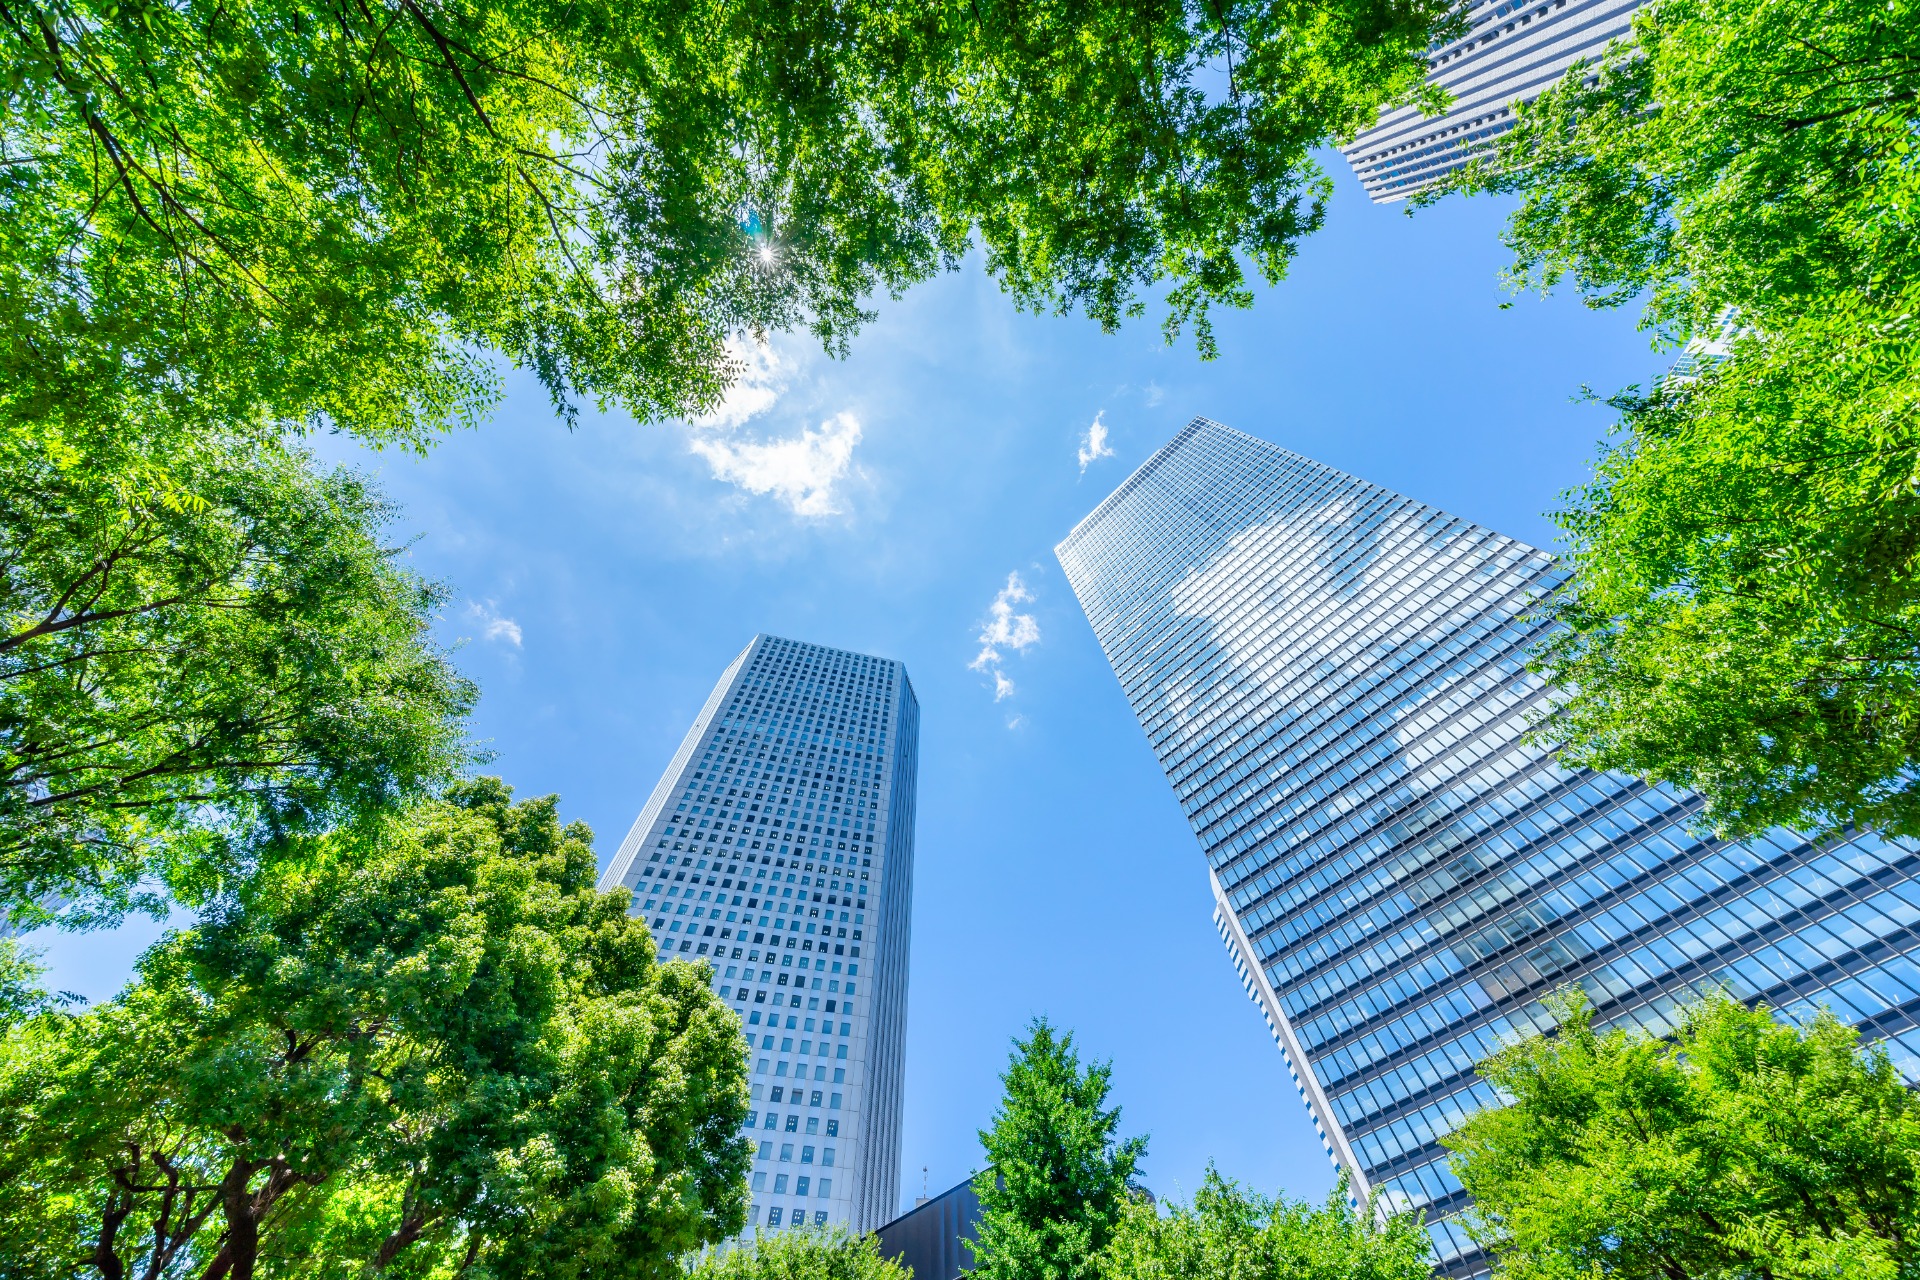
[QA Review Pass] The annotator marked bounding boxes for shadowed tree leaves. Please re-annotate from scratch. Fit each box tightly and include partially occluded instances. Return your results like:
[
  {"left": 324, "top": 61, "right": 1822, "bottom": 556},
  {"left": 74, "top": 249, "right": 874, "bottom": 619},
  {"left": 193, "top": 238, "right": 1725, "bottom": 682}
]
[
  {"left": 0, "top": 779, "right": 752, "bottom": 1280},
  {"left": 1437, "top": 0, "right": 1920, "bottom": 838},
  {"left": 1445, "top": 992, "right": 1920, "bottom": 1280},
  {"left": 0, "top": 425, "right": 475, "bottom": 927}
]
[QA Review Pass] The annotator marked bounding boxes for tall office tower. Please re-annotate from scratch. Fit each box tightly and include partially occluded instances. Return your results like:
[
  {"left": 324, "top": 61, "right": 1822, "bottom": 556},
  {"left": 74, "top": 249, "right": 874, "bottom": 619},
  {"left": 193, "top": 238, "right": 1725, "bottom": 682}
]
[
  {"left": 598, "top": 635, "right": 920, "bottom": 1236},
  {"left": 1340, "top": 0, "right": 1641, "bottom": 201},
  {"left": 1058, "top": 419, "right": 1920, "bottom": 1274}
]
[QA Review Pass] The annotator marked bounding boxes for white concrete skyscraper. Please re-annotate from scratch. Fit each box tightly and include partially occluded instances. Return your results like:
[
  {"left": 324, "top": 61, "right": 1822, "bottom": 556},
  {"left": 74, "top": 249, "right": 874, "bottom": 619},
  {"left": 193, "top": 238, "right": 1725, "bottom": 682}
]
[
  {"left": 1059, "top": 420, "right": 1920, "bottom": 1274},
  {"left": 598, "top": 635, "right": 919, "bottom": 1235},
  {"left": 1341, "top": 0, "right": 1642, "bottom": 201}
]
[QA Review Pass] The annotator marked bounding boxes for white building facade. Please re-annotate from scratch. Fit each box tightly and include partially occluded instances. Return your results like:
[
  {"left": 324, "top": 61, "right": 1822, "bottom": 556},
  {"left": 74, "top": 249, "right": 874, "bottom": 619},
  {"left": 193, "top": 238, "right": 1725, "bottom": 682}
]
[
  {"left": 598, "top": 635, "right": 919, "bottom": 1235},
  {"left": 1341, "top": 0, "right": 1642, "bottom": 201}
]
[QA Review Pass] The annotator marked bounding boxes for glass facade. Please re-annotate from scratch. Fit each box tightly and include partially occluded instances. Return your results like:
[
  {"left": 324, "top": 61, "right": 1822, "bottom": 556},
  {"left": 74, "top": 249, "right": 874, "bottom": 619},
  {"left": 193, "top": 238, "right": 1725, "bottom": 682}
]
[
  {"left": 598, "top": 635, "right": 919, "bottom": 1235},
  {"left": 1342, "top": 0, "right": 1643, "bottom": 202},
  {"left": 1057, "top": 419, "right": 1920, "bottom": 1274}
]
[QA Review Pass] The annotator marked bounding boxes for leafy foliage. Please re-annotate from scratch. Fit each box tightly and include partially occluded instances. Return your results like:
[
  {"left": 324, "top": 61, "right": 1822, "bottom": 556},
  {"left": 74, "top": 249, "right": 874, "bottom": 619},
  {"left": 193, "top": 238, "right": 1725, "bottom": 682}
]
[
  {"left": 1099, "top": 1167, "right": 1431, "bottom": 1280},
  {"left": 884, "top": 0, "right": 1459, "bottom": 357},
  {"left": 0, "top": 779, "right": 751, "bottom": 1279},
  {"left": 1438, "top": 0, "right": 1920, "bottom": 837},
  {"left": 1445, "top": 991, "right": 1920, "bottom": 1280},
  {"left": 1536, "top": 318, "right": 1920, "bottom": 839},
  {"left": 0, "top": 423, "right": 475, "bottom": 928},
  {"left": 0, "top": 0, "right": 1458, "bottom": 458},
  {"left": 688, "top": 1223, "right": 910, "bottom": 1280},
  {"left": 970, "top": 1019, "right": 1148, "bottom": 1280}
]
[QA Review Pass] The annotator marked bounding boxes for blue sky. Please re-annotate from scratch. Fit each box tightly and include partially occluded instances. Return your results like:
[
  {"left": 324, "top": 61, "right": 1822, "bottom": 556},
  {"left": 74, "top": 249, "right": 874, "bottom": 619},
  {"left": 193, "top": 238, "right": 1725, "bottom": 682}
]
[{"left": 34, "top": 156, "right": 1667, "bottom": 1217}]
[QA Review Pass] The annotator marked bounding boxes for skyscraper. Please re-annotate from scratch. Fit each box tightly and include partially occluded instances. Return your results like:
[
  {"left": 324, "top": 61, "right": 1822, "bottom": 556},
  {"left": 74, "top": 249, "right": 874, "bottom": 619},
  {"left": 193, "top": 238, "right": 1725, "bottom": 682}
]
[
  {"left": 1340, "top": 0, "right": 1642, "bottom": 201},
  {"left": 1058, "top": 419, "right": 1920, "bottom": 1273},
  {"left": 598, "top": 635, "right": 920, "bottom": 1235}
]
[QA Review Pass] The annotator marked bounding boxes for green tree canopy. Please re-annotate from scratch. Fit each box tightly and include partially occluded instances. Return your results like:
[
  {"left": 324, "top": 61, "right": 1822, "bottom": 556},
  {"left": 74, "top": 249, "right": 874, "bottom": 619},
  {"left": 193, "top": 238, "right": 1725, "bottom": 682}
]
[
  {"left": 1445, "top": 992, "right": 1920, "bottom": 1280},
  {"left": 0, "top": 778, "right": 751, "bottom": 1279},
  {"left": 0, "top": 424, "right": 474, "bottom": 928},
  {"left": 1099, "top": 1167, "right": 1431, "bottom": 1280},
  {"left": 1439, "top": 0, "right": 1920, "bottom": 838},
  {"left": 1, "top": 0, "right": 1458, "bottom": 454},
  {"left": 687, "top": 1223, "right": 910, "bottom": 1280},
  {"left": 970, "top": 1019, "right": 1148, "bottom": 1280}
]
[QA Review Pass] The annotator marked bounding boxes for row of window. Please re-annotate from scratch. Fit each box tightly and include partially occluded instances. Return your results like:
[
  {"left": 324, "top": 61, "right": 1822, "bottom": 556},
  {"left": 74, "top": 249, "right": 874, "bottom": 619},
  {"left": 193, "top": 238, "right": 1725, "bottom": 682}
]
[
  {"left": 752, "top": 1207, "right": 830, "bottom": 1228},
  {"left": 752, "top": 1085, "right": 841, "bottom": 1109},
  {"left": 747, "top": 1112, "right": 838, "bottom": 1137},
  {"left": 754, "top": 1138, "right": 835, "bottom": 1163},
  {"left": 758, "top": 1059, "right": 847, "bottom": 1084},
  {"left": 642, "top": 855, "right": 869, "bottom": 903},
  {"left": 750, "top": 1172, "right": 832, "bottom": 1198}
]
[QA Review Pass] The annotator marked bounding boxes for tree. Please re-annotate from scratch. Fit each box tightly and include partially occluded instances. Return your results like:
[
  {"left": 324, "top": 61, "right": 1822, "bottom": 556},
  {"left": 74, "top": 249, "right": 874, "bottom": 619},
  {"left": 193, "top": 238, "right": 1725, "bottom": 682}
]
[
  {"left": 1099, "top": 1167, "right": 1431, "bottom": 1280},
  {"left": 0, "top": 423, "right": 475, "bottom": 929},
  {"left": 687, "top": 1223, "right": 909, "bottom": 1280},
  {"left": 0, "top": 778, "right": 752, "bottom": 1279},
  {"left": 1436, "top": 0, "right": 1920, "bottom": 839},
  {"left": 1445, "top": 991, "right": 1920, "bottom": 1280},
  {"left": 970, "top": 1019, "right": 1148, "bottom": 1280},
  {"left": 0, "top": 0, "right": 1459, "bottom": 457}
]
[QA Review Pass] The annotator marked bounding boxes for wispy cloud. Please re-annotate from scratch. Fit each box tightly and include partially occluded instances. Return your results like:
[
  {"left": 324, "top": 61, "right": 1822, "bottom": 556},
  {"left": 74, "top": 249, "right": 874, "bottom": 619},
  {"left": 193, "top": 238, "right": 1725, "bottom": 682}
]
[
  {"left": 970, "top": 572, "right": 1040, "bottom": 709},
  {"left": 1006, "top": 713, "right": 1026, "bottom": 730},
  {"left": 1078, "top": 411, "right": 1116, "bottom": 474},
  {"left": 1144, "top": 381, "right": 1166, "bottom": 408},
  {"left": 684, "top": 337, "right": 865, "bottom": 517},
  {"left": 695, "top": 338, "right": 791, "bottom": 429},
  {"left": 689, "top": 412, "right": 863, "bottom": 517},
  {"left": 466, "top": 599, "right": 523, "bottom": 647}
]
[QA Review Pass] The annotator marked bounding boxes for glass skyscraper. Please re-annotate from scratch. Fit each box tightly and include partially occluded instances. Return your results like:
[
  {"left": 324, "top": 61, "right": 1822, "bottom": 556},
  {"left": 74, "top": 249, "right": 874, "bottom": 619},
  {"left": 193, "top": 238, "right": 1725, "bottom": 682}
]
[
  {"left": 597, "top": 635, "right": 919, "bottom": 1235},
  {"left": 1057, "top": 419, "right": 1920, "bottom": 1273},
  {"left": 1341, "top": 0, "right": 1642, "bottom": 201}
]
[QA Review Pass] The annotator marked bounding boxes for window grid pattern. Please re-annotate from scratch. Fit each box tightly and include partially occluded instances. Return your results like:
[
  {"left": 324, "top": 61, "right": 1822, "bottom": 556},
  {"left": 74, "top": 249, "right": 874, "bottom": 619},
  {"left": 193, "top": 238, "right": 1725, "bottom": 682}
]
[
  {"left": 598, "top": 634, "right": 918, "bottom": 1236},
  {"left": 1058, "top": 419, "right": 1920, "bottom": 1277},
  {"left": 1341, "top": 0, "right": 1644, "bottom": 201}
]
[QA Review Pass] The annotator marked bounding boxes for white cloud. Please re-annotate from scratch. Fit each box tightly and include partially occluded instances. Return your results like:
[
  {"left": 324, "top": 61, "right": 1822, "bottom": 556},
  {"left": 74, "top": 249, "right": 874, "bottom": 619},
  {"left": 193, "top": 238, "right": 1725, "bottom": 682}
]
[
  {"left": 1144, "top": 381, "right": 1166, "bottom": 407},
  {"left": 682, "top": 336, "right": 865, "bottom": 517},
  {"left": 466, "top": 599, "right": 523, "bottom": 647},
  {"left": 970, "top": 572, "right": 1040, "bottom": 704},
  {"left": 1005, "top": 713, "right": 1026, "bottom": 730},
  {"left": 689, "top": 412, "right": 863, "bottom": 517},
  {"left": 695, "top": 338, "right": 792, "bottom": 429},
  {"left": 1078, "top": 411, "right": 1116, "bottom": 474},
  {"left": 970, "top": 572, "right": 1040, "bottom": 670}
]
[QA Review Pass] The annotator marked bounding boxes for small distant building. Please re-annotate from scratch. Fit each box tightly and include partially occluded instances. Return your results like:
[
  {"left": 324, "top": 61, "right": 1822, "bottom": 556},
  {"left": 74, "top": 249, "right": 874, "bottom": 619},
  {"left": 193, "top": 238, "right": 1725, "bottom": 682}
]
[{"left": 874, "top": 1177, "right": 983, "bottom": 1280}]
